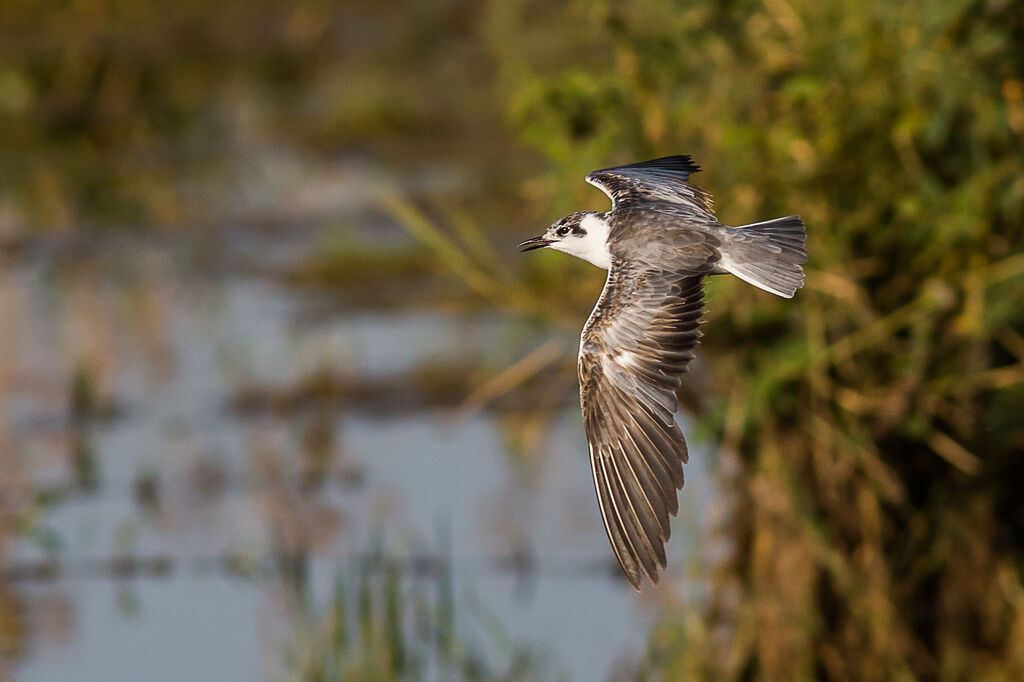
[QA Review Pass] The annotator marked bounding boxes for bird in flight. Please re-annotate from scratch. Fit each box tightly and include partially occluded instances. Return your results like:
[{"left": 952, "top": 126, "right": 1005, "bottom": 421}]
[{"left": 518, "top": 155, "right": 806, "bottom": 588}]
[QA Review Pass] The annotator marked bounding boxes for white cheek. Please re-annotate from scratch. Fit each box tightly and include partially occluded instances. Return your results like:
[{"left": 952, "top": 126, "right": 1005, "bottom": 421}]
[
  {"left": 548, "top": 214, "right": 612, "bottom": 269},
  {"left": 554, "top": 236, "right": 610, "bottom": 269},
  {"left": 577, "top": 215, "right": 612, "bottom": 269},
  {"left": 581, "top": 213, "right": 611, "bottom": 241}
]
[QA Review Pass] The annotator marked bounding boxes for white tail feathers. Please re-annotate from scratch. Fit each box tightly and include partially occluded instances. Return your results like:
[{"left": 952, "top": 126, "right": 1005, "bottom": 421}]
[{"left": 718, "top": 216, "right": 807, "bottom": 298}]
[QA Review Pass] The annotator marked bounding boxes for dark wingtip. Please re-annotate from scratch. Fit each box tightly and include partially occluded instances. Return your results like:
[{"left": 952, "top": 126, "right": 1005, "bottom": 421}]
[
  {"left": 636, "top": 154, "right": 701, "bottom": 174},
  {"left": 623, "top": 565, "right": 643, "bottom": 590},
  {"left": 592, "top": 154, "right": 701, "bottom": 178}
]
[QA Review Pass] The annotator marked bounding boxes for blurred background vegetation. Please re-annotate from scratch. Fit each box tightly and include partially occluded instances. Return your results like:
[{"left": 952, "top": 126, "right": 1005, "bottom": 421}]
[{"left": 1, "top": 0, "right": 1023, "bottom": 680}]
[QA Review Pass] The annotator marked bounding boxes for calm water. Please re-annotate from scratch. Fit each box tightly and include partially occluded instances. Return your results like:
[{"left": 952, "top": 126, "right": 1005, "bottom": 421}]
[{"left": 0, "top": 217, "right": 711, "bottom": 680}]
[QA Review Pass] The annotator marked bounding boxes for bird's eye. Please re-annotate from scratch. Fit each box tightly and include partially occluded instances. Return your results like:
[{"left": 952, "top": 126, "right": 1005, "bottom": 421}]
[{"left": 556, "top": 226, "right": 570, "bottom": 236}]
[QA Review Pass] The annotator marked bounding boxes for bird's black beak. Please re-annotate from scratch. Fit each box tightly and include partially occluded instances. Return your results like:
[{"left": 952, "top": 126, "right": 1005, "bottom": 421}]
[{"left": 518, "top": 236, "right": 550, "bottom": 252}]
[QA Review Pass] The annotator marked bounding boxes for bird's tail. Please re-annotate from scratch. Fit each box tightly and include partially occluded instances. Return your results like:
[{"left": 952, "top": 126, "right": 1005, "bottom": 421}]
[{"left": 719, "top": 215, "right": 807, "bottom": 298}]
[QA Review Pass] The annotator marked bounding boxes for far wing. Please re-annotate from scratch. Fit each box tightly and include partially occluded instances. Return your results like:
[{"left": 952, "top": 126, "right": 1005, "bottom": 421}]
[
  {"left": 578, "top": 245, "right": 716, "bottom": 588},
  {"left": 586, "top": 155, "right": 715, "bottom": 218}
]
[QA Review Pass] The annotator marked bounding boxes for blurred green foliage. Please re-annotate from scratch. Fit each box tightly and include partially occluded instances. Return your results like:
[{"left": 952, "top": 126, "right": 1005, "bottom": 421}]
[
  {"left": 490, "top": 0, "right": 1024, "bottom": 679},
  {"left": 0, "top": 0, "right": 512, "bottom": 230}
]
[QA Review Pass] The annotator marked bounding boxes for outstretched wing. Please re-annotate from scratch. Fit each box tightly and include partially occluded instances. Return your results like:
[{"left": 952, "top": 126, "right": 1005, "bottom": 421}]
[
  {"left": 578, "top": 243, "right": 717, "bottom": 588},
  {"left": 586, "top": 155, "right": 715, "bottom": 218}
]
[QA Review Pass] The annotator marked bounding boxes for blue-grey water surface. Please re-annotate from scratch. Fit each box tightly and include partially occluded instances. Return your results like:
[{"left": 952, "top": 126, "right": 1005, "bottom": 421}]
[{"left": 1, "top": 222, "right": 711, "bottom": 681}]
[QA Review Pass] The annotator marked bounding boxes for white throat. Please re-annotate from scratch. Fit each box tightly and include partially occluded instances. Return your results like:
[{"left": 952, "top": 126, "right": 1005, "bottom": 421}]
[{"left": 551, "top": 213, "right": 612, "bottom": 269}]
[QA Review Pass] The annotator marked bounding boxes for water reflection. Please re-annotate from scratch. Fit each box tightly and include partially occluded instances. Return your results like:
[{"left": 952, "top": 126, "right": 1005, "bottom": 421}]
[{"left": 0, "top": 227, "right": 707, "bottom": 680}]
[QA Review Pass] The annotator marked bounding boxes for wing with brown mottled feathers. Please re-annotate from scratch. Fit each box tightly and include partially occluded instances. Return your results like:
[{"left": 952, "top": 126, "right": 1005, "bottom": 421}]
[
  {"left": 586, "top": 155, "right": 715, "bottom": 218},
  {"left": 578, "top": 244, "right": 716, "bottom": 588}
]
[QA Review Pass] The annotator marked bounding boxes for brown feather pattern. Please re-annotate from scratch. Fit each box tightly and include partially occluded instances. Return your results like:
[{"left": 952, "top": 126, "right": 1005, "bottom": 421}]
[{"left": 579, "top": 254, "right": 713, "bottom": 587}]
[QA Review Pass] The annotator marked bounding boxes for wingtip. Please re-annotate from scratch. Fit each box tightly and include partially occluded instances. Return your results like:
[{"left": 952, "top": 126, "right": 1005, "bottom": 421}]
[
  {"left": 594, "top": 154, "right": 702, "bottom": 175},
  {"left": 638, "top": 154, "right": 701, "bottom": 173},
  {"left": 627, "top": 567, "right": 664, "bottom": 592}
]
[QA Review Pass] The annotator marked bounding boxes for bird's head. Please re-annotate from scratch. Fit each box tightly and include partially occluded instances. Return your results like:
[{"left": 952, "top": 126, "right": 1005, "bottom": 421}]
[{"left": 518, "top": 211, "right": 610, "bottom": 268}]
